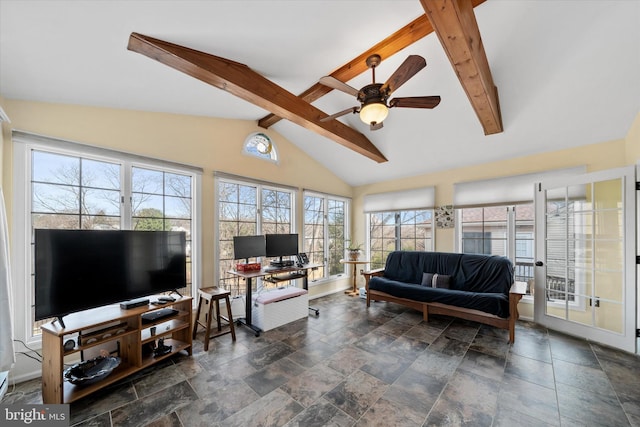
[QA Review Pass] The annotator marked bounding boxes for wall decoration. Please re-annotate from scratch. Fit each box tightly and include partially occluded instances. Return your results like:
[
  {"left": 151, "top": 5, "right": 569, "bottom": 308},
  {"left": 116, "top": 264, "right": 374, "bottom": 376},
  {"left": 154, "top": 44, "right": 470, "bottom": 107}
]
[{"left": 435, "top": 205, "right": 454, "bottom": 229}]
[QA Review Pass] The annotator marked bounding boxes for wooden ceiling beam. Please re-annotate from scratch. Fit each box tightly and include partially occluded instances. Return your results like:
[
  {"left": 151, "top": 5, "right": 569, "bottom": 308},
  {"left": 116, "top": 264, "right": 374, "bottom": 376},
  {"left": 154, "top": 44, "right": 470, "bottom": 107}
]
[
  {"left": 258, "top": 0, "right": 486, "bottom": 129},
  {"left": 420, "top": 0, "right": 502, "bottom": 134},
  {"left": 127, "top": 32, "right": 387, "bottom": 163}
]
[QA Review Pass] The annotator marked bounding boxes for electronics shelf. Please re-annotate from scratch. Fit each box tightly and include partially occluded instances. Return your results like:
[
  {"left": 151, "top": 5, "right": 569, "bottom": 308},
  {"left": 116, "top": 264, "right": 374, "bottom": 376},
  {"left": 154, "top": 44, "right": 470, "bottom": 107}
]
[{"left": 40, "top": 296, "right": 192, "bottom": 404}]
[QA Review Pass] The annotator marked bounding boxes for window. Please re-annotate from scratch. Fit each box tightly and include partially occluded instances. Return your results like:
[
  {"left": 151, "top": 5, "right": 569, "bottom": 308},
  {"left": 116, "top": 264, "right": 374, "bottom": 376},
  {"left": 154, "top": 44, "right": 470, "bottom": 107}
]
[
  {"left": 368, "top": 209, "right": 434, "bottom": 269},
  {"left": 363, "top": 187, "right": 435, "bottom": 269},
  {"left": 453, "top": 168, "right": 587, "bottom": 303},
  {"left": 459, "top": 206, "right": 508, "bottom": 256},
  {"left": 457, "top": 204, "right": 535, "bottom": 295},
  {"left": 243, "top": 132, "right": 278, "bottom": 162},
  {"left": 261, "top": 188, "right": 292, "bottom": 235},
  {"left": 32, "top": 151, "right": 122, "bottom": 230},
  {"left": 303, "top": 191, "right": 350, "bottom": 281},
  {"left": 216, "top": 175, "right": 295, "bottom": 294},
  {"left": 13, "top": 132, "right": 201, "bottom": 339}
]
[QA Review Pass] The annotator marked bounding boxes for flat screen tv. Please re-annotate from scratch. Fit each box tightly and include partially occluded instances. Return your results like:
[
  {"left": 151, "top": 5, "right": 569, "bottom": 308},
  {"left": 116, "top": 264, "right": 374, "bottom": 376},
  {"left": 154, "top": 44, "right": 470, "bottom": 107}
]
[
  {"left": 233, "top": 235, "right": 266, "bottom": 261},
  {"left": 265, "top": 233, "right": 299, "bottom": 259},
  {"left": 34, "top": 229, "right": 187, "bottom": 325}
]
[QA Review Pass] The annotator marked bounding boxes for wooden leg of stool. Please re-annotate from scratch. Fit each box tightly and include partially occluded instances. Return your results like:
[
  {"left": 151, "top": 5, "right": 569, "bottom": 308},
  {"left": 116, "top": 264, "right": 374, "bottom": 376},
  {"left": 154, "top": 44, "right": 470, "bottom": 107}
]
[
  {"left": 203, "top": 297, "right": 214, "bottom": 351},
  {"left": 215, "top": 298, "right": 222, "bottom": 332},
  {"left": 225, "top": 295, "right": 236, "bottom": 341},
  {"left": 192, "top": 296, "right": 203, "bottom": 339}
]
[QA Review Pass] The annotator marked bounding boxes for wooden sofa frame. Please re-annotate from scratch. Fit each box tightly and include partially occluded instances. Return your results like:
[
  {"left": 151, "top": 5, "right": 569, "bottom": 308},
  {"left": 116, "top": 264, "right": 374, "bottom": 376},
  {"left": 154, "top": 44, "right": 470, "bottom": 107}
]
[{"left": 362, "top": 269, "right": 527, "bottom": 343}]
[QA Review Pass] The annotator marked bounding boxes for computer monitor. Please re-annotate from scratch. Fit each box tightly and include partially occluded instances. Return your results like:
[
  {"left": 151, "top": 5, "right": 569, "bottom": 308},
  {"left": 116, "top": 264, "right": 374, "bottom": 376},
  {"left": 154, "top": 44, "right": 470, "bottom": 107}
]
[
  {"left": 265, "top": 233, "right": 298, "bottom": 266},
  {"left": 233, "top": 235, "right": 266, "bottom": 262}
]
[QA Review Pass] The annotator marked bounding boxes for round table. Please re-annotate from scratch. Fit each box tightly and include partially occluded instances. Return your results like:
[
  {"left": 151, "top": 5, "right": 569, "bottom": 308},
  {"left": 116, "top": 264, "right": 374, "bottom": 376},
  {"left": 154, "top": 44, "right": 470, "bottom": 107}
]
[{"left": 340, "top": 259, "right": 370, "bottom": 297}]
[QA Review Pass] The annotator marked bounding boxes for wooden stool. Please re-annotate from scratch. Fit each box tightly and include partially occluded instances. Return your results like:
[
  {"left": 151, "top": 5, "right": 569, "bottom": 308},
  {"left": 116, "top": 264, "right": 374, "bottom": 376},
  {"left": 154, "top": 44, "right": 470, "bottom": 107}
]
[{"left": 192, "top": 286, "right": 236, "bottom": 351}]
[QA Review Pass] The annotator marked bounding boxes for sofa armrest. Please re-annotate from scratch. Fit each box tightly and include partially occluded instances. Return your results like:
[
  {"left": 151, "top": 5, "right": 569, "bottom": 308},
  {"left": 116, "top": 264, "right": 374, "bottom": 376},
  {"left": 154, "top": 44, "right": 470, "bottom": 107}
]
[
  {"left": 362, "top": 268, "right": 384, "bottom": 308},
  {"left": 362, "top": 268, "right": 385, "bottom": 289},
  {"left": 510, "top": 281, "right": 527, "bottom": 295},
  {"left": 507, "top": 281, "right": 527, "bottom": 342}
]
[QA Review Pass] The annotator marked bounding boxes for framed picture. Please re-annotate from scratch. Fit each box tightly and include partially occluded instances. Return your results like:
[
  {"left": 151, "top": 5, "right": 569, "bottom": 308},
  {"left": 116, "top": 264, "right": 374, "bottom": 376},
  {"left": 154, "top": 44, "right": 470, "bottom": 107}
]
[{"left": 435, "top": 205, "right": 454, "bottom": 229}]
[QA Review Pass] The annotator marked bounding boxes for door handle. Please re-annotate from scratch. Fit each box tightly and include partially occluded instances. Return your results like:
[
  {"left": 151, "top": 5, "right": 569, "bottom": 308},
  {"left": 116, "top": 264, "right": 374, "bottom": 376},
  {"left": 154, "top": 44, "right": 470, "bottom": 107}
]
[{"left": 535, "top": 261, "right": 544, "bottom": 267}]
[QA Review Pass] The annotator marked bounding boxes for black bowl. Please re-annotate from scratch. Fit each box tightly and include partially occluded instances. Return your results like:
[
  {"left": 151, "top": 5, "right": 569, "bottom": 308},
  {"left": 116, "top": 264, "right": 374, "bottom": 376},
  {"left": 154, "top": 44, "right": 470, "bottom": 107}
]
[{"left": 64, "top": 356, "right": 121, "bottom": 386}]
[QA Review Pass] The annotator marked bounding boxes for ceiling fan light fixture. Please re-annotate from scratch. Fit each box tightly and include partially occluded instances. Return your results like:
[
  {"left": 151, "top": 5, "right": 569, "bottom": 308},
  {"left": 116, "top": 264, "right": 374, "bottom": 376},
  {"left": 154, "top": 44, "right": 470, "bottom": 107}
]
[{"left": 359, "top": 102, "right": 388, "bottom": 125}]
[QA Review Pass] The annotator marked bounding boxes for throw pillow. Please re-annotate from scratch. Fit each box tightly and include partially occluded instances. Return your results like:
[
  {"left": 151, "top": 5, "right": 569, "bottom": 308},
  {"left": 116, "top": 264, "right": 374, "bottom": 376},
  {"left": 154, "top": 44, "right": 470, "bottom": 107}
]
[
  {"left": 421, "top": 272, "right": 451, "bottom": 289},
  {"left": 421, "top": 272, "right": 434, "bottom": 286},
  {"left": 433, "top": 274, "right": 451, "bottom": 289}
]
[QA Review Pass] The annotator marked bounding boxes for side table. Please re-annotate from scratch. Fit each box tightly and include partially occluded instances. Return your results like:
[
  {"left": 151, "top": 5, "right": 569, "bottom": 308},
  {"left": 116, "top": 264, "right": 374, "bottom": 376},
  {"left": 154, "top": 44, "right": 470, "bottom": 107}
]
[{"left": 340, "top": 259, "right": 370, "bottom": 297}]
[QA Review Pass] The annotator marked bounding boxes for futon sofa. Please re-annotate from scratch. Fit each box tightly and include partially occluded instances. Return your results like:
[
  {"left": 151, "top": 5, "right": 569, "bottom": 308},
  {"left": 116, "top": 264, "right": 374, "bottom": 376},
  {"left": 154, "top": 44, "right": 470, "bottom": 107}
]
[{"left": 363, "top": 251, "right": 526, "bottom": 342}]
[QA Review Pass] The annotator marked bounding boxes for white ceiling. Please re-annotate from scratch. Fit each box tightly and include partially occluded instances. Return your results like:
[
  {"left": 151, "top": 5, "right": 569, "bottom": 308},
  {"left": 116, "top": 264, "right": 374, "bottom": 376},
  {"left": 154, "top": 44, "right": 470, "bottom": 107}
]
[{"left": 1, "top": 0, "right": 639, "bottom": 186}]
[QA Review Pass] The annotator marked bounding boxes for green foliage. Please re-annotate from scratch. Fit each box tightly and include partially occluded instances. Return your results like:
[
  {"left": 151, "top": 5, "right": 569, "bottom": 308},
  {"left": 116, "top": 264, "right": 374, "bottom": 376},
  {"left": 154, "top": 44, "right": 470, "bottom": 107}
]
[
  {"left": 346, "top": 242, "right": 363, "bottom": 251},
  {"left": 134, "top": 208, "right": 168, "bottom": 231}
]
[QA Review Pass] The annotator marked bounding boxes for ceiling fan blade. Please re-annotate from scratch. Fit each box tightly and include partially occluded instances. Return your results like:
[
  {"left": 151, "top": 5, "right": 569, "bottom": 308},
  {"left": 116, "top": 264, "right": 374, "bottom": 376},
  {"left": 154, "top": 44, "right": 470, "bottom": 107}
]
[
  {"left": 320, "top": 106, "right": 359, "bottom": 122},
  {"left": 370, "top": 122, "right": 384, "bottom": 131},
  {"left": 389, "top": 96, "right": 441, "bottom": 109},
  {"left": 380, "top": 55, "right": 427, "bottom": 95},
  {"left": 319, "top": 76, "right": 360, "bottom": 97}
]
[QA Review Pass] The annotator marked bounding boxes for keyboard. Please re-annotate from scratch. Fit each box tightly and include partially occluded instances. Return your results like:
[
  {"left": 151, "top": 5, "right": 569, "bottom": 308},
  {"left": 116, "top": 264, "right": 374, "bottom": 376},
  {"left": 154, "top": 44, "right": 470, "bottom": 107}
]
[{"left": 141, "top": 308, "right": 178, "bottom": 323}]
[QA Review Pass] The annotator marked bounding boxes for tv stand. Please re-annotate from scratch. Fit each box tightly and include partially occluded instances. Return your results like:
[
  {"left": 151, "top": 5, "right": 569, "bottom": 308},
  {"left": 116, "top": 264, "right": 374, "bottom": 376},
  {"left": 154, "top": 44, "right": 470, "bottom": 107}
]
[{"left": 41, "top": 296, "right": 192, "bottom": 404}]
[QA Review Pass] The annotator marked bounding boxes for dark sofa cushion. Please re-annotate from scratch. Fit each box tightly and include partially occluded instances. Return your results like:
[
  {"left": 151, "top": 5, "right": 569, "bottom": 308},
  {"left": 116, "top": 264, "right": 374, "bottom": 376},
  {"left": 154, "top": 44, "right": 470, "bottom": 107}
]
[
  {"left": 383, "top": 251, "right": 513, "bottom": 294},
  {"left": 371, "top": 251, "right": 515, "bottom": 318},
  {"left": 369, "top": 276, "right": 509, "bottom": 318}
]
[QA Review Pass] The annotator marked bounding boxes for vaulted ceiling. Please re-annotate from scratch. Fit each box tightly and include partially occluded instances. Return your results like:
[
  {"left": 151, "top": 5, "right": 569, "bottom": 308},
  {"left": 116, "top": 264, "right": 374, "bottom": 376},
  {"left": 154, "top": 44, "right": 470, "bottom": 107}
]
[{"left": 1, "top": 1, "right": 638, "bottom": 186}]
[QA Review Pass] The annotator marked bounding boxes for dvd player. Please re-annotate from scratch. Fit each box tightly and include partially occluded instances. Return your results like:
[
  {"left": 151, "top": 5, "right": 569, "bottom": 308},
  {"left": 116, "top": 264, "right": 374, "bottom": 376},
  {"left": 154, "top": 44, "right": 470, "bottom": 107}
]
[
  {"left": 141, "top": 308, "right": 178, "bottom": 323},
  {"left": 120, "top": 297, "right": 150, "bottom": 310},
  {"left": 269, "top": 260, "right": 295, "bottom": 267}
]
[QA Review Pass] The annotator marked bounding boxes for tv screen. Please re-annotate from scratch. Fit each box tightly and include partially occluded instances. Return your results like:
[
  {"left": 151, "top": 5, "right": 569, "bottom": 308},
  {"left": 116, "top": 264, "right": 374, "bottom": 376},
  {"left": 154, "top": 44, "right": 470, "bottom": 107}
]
[
  {"left": 233, "top": 235, "right": 266, "bottom": 260},
  {"left": 265, "top": 233, "right": 299, "bottom": 257},
  {"left": 34, "top": 229, "right": 187, "bottom": 321}
]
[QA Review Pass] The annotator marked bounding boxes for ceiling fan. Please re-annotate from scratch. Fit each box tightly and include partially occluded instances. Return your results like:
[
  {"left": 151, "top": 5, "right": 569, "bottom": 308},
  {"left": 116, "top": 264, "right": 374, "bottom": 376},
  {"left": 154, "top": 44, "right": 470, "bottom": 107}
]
[{"left": 320, "top": 54, "right": 441, "bottom": 130}]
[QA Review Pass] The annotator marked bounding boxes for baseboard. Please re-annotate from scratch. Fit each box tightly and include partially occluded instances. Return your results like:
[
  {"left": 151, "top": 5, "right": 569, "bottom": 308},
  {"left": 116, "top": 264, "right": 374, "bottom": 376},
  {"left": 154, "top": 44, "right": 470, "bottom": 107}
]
[
  {"left": 308, "top": 286, "right": 351, "bottom": 301},
  {"left": 2, "top": 369, "right": 40, "bottom": 387}
]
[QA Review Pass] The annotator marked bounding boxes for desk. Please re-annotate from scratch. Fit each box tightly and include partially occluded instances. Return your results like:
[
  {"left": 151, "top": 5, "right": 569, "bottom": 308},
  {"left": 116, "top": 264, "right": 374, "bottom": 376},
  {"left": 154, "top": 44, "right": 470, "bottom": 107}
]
[
  {"left": 228, "top": 263, "right": 321, "bottom": 336},
  {"left": 340, "top": 259, "right": 369, "bottom": 296}
]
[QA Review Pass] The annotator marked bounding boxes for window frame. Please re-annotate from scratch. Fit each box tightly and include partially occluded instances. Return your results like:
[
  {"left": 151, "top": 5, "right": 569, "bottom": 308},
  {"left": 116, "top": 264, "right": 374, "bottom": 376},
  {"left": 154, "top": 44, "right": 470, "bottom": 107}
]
[
  {"left": 242, "top": 132, "right": 278, "bottom": 163},
  {"left": 366, "top": 208, "right": 434, "bottom": 270},
  {"left": 215, "top": 174, "right": 297, "bottom": 293},
  {"left": 455, "top": 203, "right": 582, "bottom": 309},
  {"left": 12, "top": 132, "right": 202, "bottom": 344},
  {"left": 302, "top": 190, "right": 351, "bottom": 282}
]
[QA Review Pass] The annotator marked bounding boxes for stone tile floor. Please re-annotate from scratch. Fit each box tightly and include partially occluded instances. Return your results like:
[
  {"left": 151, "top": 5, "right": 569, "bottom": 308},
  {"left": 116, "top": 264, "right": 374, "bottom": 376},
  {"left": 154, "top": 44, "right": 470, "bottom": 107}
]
[{"left": 3, "top": 292, "right": 640, "bottom": 426}]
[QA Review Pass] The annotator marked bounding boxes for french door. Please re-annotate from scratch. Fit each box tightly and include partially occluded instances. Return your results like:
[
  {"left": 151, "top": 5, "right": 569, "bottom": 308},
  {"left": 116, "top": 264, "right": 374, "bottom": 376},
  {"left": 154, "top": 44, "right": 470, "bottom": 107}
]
[{"left": 534, "top": 166, "right": 636, "bottom": 352}]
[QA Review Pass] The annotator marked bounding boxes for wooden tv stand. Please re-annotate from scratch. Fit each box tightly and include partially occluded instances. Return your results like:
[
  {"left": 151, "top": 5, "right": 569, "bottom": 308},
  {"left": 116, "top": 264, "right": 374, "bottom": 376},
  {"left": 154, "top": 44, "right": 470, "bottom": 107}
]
[{"left": 40, "top": 296, "right": 192, "bottom": 404}]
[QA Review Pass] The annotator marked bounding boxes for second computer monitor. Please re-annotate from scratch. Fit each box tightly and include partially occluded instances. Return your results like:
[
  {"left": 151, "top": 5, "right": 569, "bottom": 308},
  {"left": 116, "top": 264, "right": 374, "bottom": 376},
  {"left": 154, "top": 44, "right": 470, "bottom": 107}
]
[{"left": 265, "top": 233, "right": 298, "bottom": 258}]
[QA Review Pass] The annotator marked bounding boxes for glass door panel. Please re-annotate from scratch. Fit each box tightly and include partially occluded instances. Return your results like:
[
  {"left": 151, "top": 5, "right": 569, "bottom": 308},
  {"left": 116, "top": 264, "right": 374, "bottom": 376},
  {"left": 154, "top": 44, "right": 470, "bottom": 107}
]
[{"left": 534, "top": 167, "right": 635, "bottom": 352}]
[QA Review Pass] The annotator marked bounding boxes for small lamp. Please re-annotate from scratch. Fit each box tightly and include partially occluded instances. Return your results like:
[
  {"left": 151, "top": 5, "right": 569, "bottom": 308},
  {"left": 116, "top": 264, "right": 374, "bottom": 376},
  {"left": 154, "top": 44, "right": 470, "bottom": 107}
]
[{"left": 359, "top": 101, "right": 389, "bottom": 125}]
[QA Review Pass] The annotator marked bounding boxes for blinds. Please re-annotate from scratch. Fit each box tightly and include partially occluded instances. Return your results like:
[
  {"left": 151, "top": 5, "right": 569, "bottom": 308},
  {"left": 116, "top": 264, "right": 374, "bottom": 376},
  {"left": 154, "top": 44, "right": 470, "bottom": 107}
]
[
  {"left": 363, "top": 187, "right": 435, "bottom": 213},
  {"left": 453, "top": 166, "right": 586, "bottom": 208},
  {"left": 13, "top": 130, "right": 204, "bottom": 175}
]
